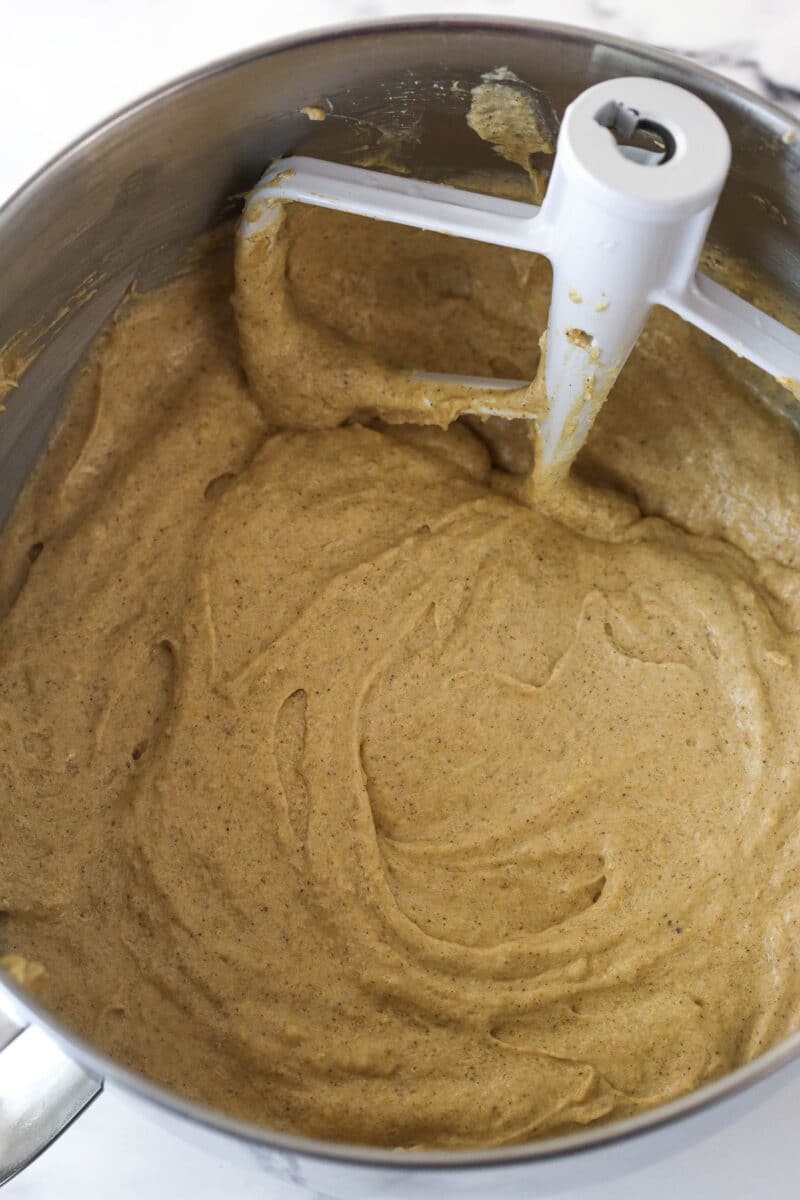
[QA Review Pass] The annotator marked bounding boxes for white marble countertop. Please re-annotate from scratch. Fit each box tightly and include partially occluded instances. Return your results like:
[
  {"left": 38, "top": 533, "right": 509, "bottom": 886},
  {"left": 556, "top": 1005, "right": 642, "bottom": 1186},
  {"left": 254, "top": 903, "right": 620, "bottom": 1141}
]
[{"left": 2, "top": 2, "right": 800, "bottom": 1197}]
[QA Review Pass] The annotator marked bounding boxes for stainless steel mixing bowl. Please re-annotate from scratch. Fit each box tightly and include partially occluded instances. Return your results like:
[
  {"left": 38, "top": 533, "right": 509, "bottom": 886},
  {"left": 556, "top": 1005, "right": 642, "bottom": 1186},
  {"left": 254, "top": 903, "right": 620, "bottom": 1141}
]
[{"left": 1, "top": 16, "right": 799, "bottom": 1196}]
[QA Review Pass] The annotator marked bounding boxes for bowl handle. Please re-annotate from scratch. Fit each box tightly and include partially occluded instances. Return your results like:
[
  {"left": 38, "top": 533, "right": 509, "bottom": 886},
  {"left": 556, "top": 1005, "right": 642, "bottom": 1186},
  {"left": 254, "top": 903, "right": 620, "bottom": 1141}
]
[{"left": 0, "top": 1010, "right": 102, "bottom": 1185}]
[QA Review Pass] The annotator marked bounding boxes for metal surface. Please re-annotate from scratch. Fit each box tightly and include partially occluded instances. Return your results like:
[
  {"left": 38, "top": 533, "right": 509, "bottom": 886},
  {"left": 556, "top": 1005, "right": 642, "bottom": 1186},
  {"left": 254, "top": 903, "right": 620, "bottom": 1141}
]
[
  {"left": 0, "top": 1021, "right": 101, "bottom": 1186},
  {"left": 0, "top": 15, "right": 799, "bottom": 1191}
]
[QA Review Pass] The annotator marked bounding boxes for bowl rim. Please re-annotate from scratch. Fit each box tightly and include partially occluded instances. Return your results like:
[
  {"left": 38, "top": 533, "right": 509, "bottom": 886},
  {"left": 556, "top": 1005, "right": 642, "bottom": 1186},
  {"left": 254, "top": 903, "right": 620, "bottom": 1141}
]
[{"left": 2, "top": 11, "right": 800, "bottom": 1173}]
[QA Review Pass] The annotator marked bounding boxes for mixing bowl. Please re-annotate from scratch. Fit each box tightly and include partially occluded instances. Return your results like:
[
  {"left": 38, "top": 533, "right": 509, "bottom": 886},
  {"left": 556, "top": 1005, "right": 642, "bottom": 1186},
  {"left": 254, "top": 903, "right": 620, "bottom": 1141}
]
[{"left": 1, "top": 16, "right": 799, "bottom": 1196}]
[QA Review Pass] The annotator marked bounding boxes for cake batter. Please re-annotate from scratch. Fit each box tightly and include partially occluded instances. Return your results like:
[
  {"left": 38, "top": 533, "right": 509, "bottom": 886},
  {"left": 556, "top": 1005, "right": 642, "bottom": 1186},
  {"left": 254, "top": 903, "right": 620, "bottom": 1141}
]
[{"left": 1, "top": 206, "right": 800, "bottom": 1148}]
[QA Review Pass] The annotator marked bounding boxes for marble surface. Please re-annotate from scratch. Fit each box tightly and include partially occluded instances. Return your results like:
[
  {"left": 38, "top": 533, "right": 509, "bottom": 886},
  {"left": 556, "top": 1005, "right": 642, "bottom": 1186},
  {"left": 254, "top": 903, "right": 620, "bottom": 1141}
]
[{"left": 2, "top": 1, "right": 800, "bottom": 1196}]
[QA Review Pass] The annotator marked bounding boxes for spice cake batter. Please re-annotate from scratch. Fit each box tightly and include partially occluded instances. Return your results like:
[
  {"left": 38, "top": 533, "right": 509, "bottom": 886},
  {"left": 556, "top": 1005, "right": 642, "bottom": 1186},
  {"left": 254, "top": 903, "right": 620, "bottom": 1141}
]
[{"left": 1, "top": 202, "right": 800, "bottom": 1148}]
